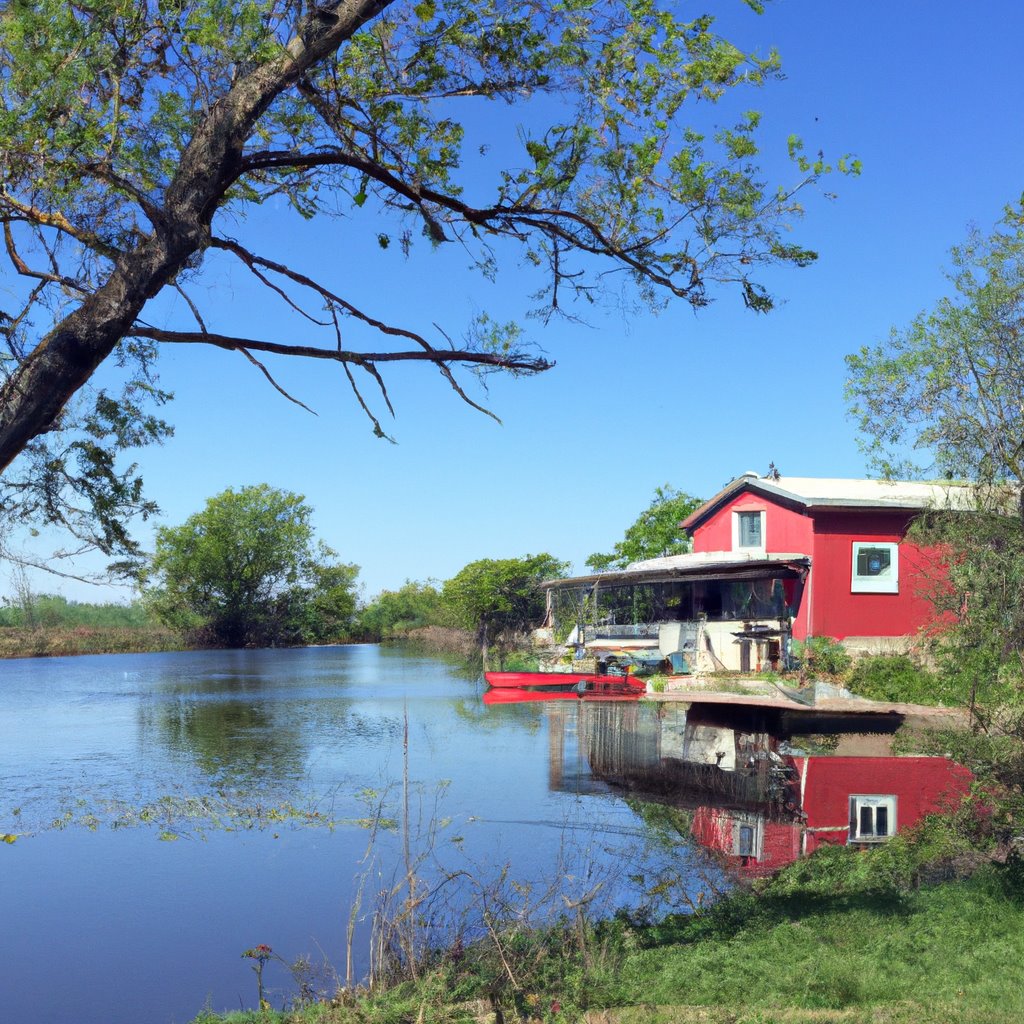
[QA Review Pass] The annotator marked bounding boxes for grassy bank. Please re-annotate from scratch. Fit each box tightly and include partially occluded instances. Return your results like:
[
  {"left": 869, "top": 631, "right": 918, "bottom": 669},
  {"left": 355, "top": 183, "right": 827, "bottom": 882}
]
[
  {"left": 190, "top": 861, "right": 1024, "bottom": 1024},
  {"left": 0, "top": 625, "right": 184, "bottom": 658}
]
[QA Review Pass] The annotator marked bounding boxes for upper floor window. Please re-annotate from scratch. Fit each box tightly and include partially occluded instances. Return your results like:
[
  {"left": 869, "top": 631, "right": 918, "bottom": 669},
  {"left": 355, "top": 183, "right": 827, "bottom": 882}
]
[
  {"left": 851, "top": 541, "right": 899, "bottom": 594},
  {"left": 734, "top": 509, "right": 765, "bottom": 551},
  {"left": 849, "top": 795, "right": 897, "bottom": 843}
]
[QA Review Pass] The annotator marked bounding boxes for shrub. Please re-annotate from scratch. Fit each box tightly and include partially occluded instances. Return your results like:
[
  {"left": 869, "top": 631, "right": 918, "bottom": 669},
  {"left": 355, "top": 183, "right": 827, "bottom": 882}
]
[
  {"left": 793, "top": 636, "right": 852, "bottom": 677},
  {"left": 848, "top": 655, "right": 946, "bottom": 704}
]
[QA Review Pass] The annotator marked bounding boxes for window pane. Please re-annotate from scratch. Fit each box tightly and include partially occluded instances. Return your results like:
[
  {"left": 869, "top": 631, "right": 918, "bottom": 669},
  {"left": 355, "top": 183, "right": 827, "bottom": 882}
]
[
  {"left": 875, "top": 805, "right": 889, "bottom": 836},
  {"left": 856, "top": 547, "right": 892, "bottom": 578},
  {"left": 738, "top": 824, "right": 754, "bottom": 856},
  {"left": 860, "top": 805, "right": 874, "bottom": 836},
  {"left": 739, "top": 512, "right": 762, "bottom": 547}
]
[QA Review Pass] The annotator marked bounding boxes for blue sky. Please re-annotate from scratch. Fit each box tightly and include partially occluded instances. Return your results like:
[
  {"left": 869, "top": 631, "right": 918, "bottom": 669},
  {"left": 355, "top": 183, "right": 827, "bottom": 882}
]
[{"left": 12, "top": 0, "right": 1024, "bottom": 603}]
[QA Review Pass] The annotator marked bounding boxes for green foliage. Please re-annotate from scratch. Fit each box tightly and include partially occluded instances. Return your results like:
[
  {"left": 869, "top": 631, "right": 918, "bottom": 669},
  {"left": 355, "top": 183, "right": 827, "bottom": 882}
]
[
  {"left": 792, "top": 635, "right": 852, "bottom": 677},
  {"left": 0, "top": 0, "right": 855, "bottom": 566},
  {"left": 441, "top": 553, "right": 567, "bottom": 666},
  {"left": 846, "top": 198, "right": 1024, "bottom": 485},
  {"left": 356, "top": 580, "right": 446, "bottom": 641},
  {"left": 144, "top": 484, "right": 358, "bottom": 647},
  {"left": 847, "top": 655, "right": 952, "bottom": 705},
  {"left": 586, "top": 485, "right": 703, "bottom": 571},
  {"left": 0, "top": 593, "right": 152, "bottom": 629},
  {"left": 906, "top": 509, "right": 1024, "bottom": 721}
]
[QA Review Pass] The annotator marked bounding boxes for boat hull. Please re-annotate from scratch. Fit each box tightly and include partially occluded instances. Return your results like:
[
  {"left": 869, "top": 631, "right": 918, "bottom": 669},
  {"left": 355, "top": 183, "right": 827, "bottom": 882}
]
[{"left": 484, "top": 671, "right": 646, "bottom": 695}]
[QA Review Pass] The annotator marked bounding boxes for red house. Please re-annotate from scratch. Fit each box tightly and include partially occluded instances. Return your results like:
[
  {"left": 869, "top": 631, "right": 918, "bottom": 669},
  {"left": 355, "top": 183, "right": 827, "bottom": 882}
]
[{"left": 680, "top": 472, "right": 973, "bottom": 652}]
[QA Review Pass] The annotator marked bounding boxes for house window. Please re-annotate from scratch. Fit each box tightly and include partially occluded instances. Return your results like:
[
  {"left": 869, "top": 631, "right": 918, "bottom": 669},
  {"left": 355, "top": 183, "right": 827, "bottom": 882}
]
[
  {"left": 849, "top": 795, "right": 897, "bottom": 843},
  {"left": 733, "top": 510, "right": 765, "bottom": 551},
  {"left": 731, "top": 814, "right": 763, "bottom": 860},
  {"left": 851, "top": 541, "right": 899, "bottom": 594}
]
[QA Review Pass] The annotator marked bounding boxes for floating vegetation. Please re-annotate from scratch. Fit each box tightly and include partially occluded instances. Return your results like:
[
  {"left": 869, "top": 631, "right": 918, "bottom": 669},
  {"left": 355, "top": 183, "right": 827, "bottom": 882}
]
[{"left": 5, "top": 787, "right": 401, "bottom": 842}]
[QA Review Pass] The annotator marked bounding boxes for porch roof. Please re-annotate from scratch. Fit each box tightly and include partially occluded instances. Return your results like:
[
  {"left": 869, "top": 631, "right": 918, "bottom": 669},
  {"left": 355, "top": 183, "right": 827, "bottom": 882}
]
[{"left": 543, "top": 552, "right": 811, "bottom": 591}]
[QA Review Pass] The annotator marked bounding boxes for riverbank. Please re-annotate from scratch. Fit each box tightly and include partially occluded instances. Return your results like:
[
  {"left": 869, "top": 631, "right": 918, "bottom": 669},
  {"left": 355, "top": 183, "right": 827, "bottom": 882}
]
[
  {"left": 191, "top": 861, "right": 1024, "bottom": 1024},
  {"left": 0, "top": 624, "right": 184, "bottom": 658}
]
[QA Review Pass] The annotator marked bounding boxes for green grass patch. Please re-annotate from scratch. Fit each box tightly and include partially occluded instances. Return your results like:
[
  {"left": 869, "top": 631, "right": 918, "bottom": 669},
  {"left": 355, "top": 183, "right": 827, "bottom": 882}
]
[{"left": 617, "top": 869, "right": 1024, "bottom": 1018}]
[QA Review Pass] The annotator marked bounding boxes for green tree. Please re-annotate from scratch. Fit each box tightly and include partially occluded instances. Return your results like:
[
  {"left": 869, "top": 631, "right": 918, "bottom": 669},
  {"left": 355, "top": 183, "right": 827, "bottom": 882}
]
[
  {"left": 0, "top": 0, "right": 854, "bottom": 568},
  {"left": 358, "top": 580, "right": 446, "bottom": 640},
  {"left": 846, "top": 200, "right": 1024, "bottom": 509},
  {"left": 846, "top": 201, "right": 1024, "bottom": 724},
  {"left": 441, "top": 553, "right": 567, "bottom": 667},
  {"left": 145, "top": 484, "right": 358, "bottom": 647},
  {"left": 586, "top": 485, "right": 703, "bottom": 571}
]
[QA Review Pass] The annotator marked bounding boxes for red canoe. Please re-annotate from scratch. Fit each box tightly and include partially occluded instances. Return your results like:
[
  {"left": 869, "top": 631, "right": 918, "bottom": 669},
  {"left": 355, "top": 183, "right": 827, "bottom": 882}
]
[{"left": 484, "top": 671, "right": 646, "bottom": 695}]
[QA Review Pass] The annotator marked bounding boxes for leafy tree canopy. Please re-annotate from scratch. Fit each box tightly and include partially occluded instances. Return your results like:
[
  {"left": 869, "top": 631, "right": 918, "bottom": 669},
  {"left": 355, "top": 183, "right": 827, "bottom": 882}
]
[
  {"left": 441, "top": 552, "right": 566, "bottom": 665},
  {"left": 586, "top": 484, "right": 702, "bottom": 571},
  {"left": 145, "top": 483, "right": 358, "bottom": 646},
  {"left": 847, "top": 198, "right": 1024, "bottom": 727},
  {"left": 0, "top": 0, "right": 853, "bottom": 574},
  {"left": 846, "top": 199, "right": 1024, "bottom": 507},
  {"left": 357, "top": 578, "right": 445, "bottom": 639}
]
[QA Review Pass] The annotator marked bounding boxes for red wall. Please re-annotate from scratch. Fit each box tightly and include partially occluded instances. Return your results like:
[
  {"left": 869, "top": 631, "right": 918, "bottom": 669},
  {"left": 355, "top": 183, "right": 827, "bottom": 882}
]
[
  {"left": 690, "top": 806, "right": 802, "bottom": 877},
  {"left": 809, "top": 511, "right": 940, "bottom": 640},
  {"left": 794, "top": 756, "right": 972, "bottom": 854},
  {"left": 691, "top": 493, "right": 814, "bottom": 638},
  {"left": 691, "top": 492, "right": 814, "bottom": 555},
  {"left": 690, "top": 489, "right": 948, "bottom": 641}
]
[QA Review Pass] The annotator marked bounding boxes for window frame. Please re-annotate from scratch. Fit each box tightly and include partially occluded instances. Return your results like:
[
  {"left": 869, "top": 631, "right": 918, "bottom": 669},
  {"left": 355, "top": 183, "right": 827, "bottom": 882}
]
[
  {"left": 732, "top": 509, "right": 766, "bottom": 552},
  {"left": 850, "top": 541, "right": 899, "bottom": 594},
  {"left": 848, "top": 794, "right": 897, "bottom": 843}
]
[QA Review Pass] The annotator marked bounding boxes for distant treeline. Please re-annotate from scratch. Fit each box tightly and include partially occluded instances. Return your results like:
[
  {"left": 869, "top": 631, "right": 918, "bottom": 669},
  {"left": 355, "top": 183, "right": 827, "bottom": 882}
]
[{"left": 0, "top": 593, "right": 157, "bottom": 630}]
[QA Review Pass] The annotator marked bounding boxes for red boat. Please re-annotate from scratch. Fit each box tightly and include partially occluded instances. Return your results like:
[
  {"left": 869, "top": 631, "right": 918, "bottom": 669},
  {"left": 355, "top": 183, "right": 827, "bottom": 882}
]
[
  {"left": 484, "top": 671, "right": 646, "bottom": 695},
  {"left": 482, "top": 689, "right": 581, "bottom": 705}
]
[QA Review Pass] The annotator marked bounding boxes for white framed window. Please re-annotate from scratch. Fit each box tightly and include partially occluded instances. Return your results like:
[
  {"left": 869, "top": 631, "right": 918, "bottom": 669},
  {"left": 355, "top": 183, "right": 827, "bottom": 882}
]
[
  {"left": 732, "top": 814, "right": 764, "bottom": 859},
  {"left": 851, "top": 541, "right": 899, "bottom": 594},
  {"left": 733, "top": 509, "right": 766, "bottom": 552},
  {"left": 849, "top": 795, "right": 897, "bottom": 843}
]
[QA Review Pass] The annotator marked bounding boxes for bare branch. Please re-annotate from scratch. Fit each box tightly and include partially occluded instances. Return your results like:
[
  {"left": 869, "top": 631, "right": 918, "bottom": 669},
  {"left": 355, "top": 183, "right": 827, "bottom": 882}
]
[
  {"left": 128, "top": 325, "right": 553, "bottom": 374},
  {"left": 236, "top": 347, "right": 317, "bottom": 415},
  {"left": 343, "top": 363, "right": 394, "bottom": 441},
  {"left": 2, "top": 221, "right": 89, "bottom": 294},
  {"left": 174, "top": 284, "right": 209, "bottom": 333}
]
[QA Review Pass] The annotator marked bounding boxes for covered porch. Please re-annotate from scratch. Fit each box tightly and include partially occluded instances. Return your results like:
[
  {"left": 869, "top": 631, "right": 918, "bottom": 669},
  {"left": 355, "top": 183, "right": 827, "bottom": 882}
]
[{"left": 543, "top": 552, "right": 811, "bottom": 675}]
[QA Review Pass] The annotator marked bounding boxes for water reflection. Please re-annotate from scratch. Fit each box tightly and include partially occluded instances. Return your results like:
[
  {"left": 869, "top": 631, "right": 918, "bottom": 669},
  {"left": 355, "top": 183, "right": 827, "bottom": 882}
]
[
  {"left": 532, "top": 697, "right": 971, "bottom": 877},
  {"left": 147, "top": 698, "right": 309, "bottom": 784}
]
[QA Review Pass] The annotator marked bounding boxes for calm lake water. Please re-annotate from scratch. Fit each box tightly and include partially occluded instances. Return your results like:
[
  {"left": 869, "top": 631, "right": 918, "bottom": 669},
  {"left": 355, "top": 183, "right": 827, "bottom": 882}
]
[{"left": 0, "top": 645, "right": 714, "bottom": 1024}]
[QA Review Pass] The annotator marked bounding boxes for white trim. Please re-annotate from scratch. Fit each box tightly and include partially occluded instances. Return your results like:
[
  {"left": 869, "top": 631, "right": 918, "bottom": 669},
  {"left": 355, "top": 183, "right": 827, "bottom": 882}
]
[
  {"left": 851, "top": 541, "right": 899, "bottom": 594},
  {"left": 732, "top": 508, "right": 766, "bottom": 553},
  {"left": 849, "top": 794, "right": 897, "bottom": 843}
]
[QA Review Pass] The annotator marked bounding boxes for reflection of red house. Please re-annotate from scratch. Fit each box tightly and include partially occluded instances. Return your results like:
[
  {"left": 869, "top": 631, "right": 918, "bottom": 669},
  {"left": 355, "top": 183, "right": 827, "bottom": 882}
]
[
  {"left": 692, "top": 756, "right": 972, "bottom": 876},
  {"left": 682, "top": 473, "right": 974, "bottom": 649}
]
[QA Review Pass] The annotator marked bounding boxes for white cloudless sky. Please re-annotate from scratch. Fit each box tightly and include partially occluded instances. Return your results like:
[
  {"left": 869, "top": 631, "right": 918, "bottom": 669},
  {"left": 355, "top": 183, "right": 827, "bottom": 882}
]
[{"left": 9, "top": 0, "right": 1024, "bottom": 603}]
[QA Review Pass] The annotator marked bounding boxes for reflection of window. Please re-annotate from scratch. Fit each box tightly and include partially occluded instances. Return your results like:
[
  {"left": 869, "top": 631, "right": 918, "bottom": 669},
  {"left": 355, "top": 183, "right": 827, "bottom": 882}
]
[
  {"left": 851, "top": 541, "right": 899, "bottom": 593},
  {"left": 734, "top": 510, "right": 765, "bottom": 550},
  {"left": 849, "top": 795, "right": 897, "bottom": 843},
  {"left": 731, "top": 814, "right": 763, "bottom": 859}
]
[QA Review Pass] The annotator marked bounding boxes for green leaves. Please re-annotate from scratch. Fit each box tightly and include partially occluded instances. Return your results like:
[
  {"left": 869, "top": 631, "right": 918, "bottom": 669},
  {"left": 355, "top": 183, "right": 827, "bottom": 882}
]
[
  {"left": 846, "top": 200, "right": 1024, "bottom": 486},
  {"left": 586, "top": 485, "right": 702, "bottom": 571},
  {"left": 441, "top": 553, "right": 567, "bottom": 663},
  {"left": 145, "top": 484, "right": 359, "bottom": 647}
]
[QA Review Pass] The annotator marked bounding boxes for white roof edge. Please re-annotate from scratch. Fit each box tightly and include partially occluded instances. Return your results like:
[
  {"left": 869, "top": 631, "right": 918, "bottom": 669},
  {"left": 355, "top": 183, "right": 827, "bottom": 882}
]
[{"left": 627, "top": 550, "right": 809, "bottom": 571}]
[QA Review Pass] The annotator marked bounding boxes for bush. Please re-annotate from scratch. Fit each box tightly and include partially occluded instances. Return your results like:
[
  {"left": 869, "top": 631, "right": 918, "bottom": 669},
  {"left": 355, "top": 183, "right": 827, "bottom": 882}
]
[
  {"left": 848, "top": 655, "right": 946, "bottom": 704},
  {"left": 793, "top": 636, "right": 852, "bottom": 677}
]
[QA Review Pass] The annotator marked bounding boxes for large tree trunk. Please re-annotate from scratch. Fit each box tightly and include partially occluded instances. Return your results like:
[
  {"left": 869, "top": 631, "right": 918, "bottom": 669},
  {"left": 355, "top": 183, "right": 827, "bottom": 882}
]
[{"left": 0, "top": 0, "right": 394, "bottom": 475}]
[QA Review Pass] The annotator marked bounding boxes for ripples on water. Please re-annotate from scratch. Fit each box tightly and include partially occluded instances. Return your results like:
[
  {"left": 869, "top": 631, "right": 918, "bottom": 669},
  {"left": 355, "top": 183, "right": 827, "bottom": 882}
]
[{"left": 0, "top": 645, "right": 717, "bottom": 1024}]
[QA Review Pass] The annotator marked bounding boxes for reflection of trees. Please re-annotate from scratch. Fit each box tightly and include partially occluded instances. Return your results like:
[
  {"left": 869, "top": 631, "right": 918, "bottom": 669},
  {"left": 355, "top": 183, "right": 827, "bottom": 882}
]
[
  {"left": 148, "top": 698, "right": 309, "bottom": 785},
  {"left": 452, "top": 698, "right": 542, "bottom": 733}
]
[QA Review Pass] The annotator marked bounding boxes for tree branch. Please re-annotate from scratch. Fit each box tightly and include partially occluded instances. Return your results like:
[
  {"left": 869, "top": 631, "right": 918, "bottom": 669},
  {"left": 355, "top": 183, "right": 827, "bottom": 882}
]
[{"left": 127, "top": 325, "right": 553, "bottom": 374}]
